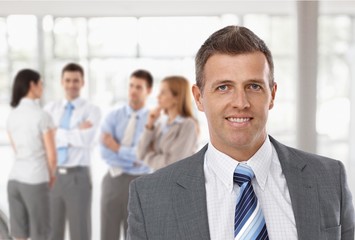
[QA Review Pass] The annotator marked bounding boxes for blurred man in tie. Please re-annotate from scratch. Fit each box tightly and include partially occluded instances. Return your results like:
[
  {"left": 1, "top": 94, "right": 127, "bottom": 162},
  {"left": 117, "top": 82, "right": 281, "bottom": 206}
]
[
  {"left": 100, "top": 69, "right": 153, "bottom": 240},
  {"left": 44, "top": 63, "right": 101, "bottom": 240}
]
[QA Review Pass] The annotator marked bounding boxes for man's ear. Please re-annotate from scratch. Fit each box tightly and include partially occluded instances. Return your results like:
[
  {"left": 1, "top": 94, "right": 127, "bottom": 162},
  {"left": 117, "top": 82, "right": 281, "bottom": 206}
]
[
  {"left": 269, "top": 82, "right": 277, "bottom": 109},
  {"left": 147, "top": 87, "right": 152, "bottom": 95},
  {"left": 192, "top": 84, "right": 204, "bottom": 112}
]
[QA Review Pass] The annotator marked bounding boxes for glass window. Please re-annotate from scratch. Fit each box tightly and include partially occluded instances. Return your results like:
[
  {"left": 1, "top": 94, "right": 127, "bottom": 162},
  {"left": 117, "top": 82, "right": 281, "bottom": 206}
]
[
  {"left": 138, "top": 17, "right": 221, "bottom": 57},
  {"left": 7, "top": 15, "right": 37, "bottom": 60},
  {"left": 53, "top": 17, "right": 87, "bottom": 58},
  {"left": 88, "top": 17, "right": 138, "bottom": 57},
  {"left": 243, "top": 14, "right": 271, "bottom": 43},
  {"left": 317, "top": 15, "right": 352, "bottom": 164},
  {"left": 0, "top": 18, "right": 7, "bottom": 57}
]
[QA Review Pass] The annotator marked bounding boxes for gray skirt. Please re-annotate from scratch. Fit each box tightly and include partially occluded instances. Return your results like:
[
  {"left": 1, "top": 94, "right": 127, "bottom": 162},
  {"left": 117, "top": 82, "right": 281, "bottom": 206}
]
[{"left": 7, "top": 180, "right": 49, "bottom": 240}]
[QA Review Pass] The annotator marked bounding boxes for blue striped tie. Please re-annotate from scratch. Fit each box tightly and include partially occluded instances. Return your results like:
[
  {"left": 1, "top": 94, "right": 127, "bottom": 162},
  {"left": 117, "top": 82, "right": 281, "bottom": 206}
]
[
  {"left": 234, "top": 164, "right": 269, "bottom": 240},
  {"left": 57, "top": 102, "right": 74, "bottom": 165}
]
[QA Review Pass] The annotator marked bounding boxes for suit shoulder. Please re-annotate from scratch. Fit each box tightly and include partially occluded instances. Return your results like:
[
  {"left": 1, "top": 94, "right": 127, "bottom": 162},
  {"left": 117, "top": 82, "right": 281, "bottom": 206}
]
[
  {"left": 270, "top": 137, "right": 344, "bottom": 173},
  {"left": 287, "top": 145, "right": 341, "bottom": 167}
]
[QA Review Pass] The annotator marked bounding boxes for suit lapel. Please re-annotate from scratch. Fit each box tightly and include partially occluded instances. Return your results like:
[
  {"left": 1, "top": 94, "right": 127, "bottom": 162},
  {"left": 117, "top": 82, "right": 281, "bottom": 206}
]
[
  {"left": 270, "top": 136, "right": 321, "bottom": 239},
  {"left": 173, "top": 145, "right": 211, "bottom": 240}
]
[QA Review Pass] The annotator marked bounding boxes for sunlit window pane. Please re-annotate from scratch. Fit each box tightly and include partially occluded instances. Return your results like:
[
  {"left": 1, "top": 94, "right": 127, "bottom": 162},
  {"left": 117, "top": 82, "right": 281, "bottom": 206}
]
[
  {"left": 7, "top": 15, "right": 37, "bottom": 60},
  {"left": 268, "top": 57, "right": 296, "bottom": 146},
  {"left": 88, "top": 18, "right": 138, "bottom": 57},
  {"left": 243, "top": 14, "right": 271, "bottom": 43},
  {"left": 319, "top": 15, "right": 351, "bottom": 55},
  {"left": 53, "top": 17, "right": 87, "bottom": 58},
  {"left": 0, "top": 64, "right": 10, "bottom": 102},
  {"left": 138, "top": 17, "right": 221, "bottom": 57},
  {"left": 0, "top": 18, "right": 7, "bottom": 57},
  {"left": 221, "top": 14, "right": 240, "bottom": 26},
  {"left": 317, "top": 15, "right": 351, "bottom": 165},
  {"left": 270, "top": 16, "right": 296, "bottom": 55}
]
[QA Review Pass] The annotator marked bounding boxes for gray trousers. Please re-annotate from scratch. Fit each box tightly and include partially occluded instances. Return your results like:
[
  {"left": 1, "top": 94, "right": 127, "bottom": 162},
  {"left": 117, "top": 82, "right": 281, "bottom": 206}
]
[
  {"left": 49, "top": 167, "right": 92, "bottom": 240},
  {"left": 101, "top": 172, "right": 141, "bottom": 240},
  {"left": 0, "top": 208, "right": 12, "bottom": 240},
  {"left": 7, "top": 181, "right": 49, "bottom": 240}
]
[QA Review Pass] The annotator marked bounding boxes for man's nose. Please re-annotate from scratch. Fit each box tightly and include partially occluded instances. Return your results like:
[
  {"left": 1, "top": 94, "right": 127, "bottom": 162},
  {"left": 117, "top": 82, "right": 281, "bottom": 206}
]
[{"left": 231, "top": 89, "right": 250, "bottom": 109}]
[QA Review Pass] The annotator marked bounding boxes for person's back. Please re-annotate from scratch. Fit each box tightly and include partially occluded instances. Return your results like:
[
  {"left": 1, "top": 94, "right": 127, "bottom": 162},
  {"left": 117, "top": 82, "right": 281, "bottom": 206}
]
[
  {"left": 8, "top": 100, "right": 52, "bottom": 183},
  {"left": 6, "top": 69, "right": 56, "bottom": 240}
]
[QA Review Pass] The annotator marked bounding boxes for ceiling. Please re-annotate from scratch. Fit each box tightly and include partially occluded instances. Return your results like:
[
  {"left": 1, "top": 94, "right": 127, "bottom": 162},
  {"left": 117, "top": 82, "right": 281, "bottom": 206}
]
[{"left": 0, "top": 1, "right": 354, "bottom": 17}]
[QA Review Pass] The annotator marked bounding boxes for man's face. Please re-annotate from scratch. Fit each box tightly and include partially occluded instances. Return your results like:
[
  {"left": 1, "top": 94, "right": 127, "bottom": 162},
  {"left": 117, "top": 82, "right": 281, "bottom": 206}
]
[
  {"left": 128, "top": 76, "right": 151, "bottom": 109},
  {"left": 61, "top": 71, "right": 84, "bottom": 100},
  {"left": 192, "top": 52, "right": 277, "bottom": 160}
]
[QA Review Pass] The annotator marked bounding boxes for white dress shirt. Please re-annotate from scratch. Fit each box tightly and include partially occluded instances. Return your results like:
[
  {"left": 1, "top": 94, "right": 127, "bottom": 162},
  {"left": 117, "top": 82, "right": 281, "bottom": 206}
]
[
  {"left": 7, "top": 98, "right": 54, "bottom": 184},
  {"left": 44, "top": 97, "right": 101, "bottom": 167},
  {"left": 204, "top": 136, "right": 297, "bottom": 240}
]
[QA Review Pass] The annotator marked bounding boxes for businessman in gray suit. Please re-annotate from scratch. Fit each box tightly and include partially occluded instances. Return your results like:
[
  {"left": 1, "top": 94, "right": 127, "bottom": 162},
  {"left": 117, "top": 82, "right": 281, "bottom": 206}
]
[{"left": 127, "top": 25, "right": 355, "bottom": 240}]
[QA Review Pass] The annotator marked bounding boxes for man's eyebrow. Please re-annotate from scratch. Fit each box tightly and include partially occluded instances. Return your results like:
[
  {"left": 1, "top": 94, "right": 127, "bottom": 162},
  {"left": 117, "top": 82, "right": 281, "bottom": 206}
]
[
  {"left": 246, "top": 79, "right": 267, "bottom": 85},
  {"left": 210, "top": 80, "right": 235, "bottom": 88}
]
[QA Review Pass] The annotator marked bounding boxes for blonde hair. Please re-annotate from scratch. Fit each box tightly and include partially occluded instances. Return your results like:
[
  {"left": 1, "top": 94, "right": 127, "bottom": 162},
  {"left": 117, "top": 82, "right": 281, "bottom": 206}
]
[{"left": 162, "top": 76, "right": 194, "bottom": 118}]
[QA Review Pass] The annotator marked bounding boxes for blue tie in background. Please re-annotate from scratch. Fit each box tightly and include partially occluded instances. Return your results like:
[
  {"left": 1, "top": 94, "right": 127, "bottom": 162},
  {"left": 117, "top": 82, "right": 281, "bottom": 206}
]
[
  {"left": 234, "top": 164, "right": 269, "bottom": 240},
  {"left": 57, "top": 102, "right": 74, "bottom": 165}
]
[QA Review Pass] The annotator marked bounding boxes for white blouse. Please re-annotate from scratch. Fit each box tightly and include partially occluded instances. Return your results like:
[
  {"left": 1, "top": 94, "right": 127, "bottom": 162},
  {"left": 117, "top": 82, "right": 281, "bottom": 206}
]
[{"left": 7, "top": 98, "right": 54, "bottom": 184}]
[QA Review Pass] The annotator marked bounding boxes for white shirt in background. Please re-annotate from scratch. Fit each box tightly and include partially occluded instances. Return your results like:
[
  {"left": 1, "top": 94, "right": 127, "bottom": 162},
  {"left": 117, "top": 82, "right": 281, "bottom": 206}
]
[
  {"left": 204, "top": 136, "right": 298, "bottom": 240},
  {"left": 7, "top": 98, "right": 54, "bottom": 184},
  {"left": 44, "top": 97, "right": 101, "bottom": 167}
]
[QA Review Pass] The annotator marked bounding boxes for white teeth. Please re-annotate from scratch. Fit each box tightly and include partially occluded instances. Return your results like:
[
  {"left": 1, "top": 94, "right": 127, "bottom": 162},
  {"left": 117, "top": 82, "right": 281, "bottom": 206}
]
[{"left": 228, "top": 117, "right": 250, "bottom": 123}]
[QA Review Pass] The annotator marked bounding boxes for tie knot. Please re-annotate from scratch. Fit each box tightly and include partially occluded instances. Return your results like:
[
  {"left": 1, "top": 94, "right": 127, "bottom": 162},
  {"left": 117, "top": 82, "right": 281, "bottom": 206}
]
[
  {"left": 130, "top": 111, "right": 137, "bottom": 118},
  {"left": 233, "top": 164, "right": 255, "bottom": 187},
  {"left": 66, "top": 102, "right": 74, "bottom": 110}
]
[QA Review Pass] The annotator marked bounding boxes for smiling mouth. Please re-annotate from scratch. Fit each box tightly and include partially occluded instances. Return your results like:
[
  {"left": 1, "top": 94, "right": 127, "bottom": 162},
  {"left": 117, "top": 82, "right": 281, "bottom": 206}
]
[{"left": 226, "top": 117, "right": 251, "bottom": 123}]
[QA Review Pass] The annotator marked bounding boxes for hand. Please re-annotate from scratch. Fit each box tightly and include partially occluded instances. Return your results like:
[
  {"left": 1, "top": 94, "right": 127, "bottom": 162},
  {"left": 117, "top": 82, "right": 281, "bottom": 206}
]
[
  {"left": 146, "top": 107, "right": 161, "bottom": 129},
  {"left": 102, "top": 133, "right": 120, "bottom": 152},
  {"left": 133, "top": 161, "right": 142, "bottom": 167},
  {"left": 79, "top": 121, "right": 93, "bottom": 130},
  {"left": 49, "top": 175, "right": 56, "bottom": 188}
]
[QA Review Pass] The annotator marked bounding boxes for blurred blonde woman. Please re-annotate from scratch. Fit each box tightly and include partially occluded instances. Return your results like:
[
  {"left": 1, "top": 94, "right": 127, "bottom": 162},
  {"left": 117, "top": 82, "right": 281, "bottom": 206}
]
[
  {"left": 7, "top": 69, "right": 56, "bottom": 240},
  {"left": 137, "top": 76, "right": 199, "bottom": 171}
]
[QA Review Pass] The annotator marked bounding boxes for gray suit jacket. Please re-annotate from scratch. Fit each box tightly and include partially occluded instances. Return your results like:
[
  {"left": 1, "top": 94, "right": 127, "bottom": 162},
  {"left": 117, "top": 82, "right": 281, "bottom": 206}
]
[{"left": 127, "top": 136, "right": 355, "bottom": 240}]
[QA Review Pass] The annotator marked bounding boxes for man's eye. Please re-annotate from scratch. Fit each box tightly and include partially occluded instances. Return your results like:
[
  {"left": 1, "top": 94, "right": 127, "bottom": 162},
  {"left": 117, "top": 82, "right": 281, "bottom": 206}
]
[
  {"left": 217, "top": 85, "right": 228, "bottom": 91},
  {"left": 250, "top": 84, "right": 261, "bottom": 90}
]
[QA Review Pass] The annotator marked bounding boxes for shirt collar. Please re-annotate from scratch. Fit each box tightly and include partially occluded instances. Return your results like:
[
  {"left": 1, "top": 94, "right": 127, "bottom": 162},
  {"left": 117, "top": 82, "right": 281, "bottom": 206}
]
[
  {"left": 124, "top": 104, "right": 148, "bottom": 119},
  {"left": 205, "top": 136, "right": 272, "bottom": 192},
  {"left": 205, "top": 143, "right": 239, "bottom": 193},
  {"left": 19, "top": 97, "right": 39, "bottom": 106},
  {"left": 61, "top": 97, "right": 82, "bottom": 109},
  {"left": 244, "top": 136, "right": 273, "bottom": 191},
  {"left": 161, "top": 114, "right": 184, "bottom": 126},
  {"left": 169, "top": 115, "right": 184, "bottom": 125}
]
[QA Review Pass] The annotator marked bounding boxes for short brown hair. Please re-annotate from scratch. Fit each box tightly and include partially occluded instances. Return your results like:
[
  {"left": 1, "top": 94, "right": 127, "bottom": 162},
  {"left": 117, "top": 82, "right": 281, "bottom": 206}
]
[
  {"left": 62, "top": 63, "right": 84, "bottom": 77},
  {"left": 131, "top": 69, "right": 153, "bottom": 89},
  {"left": 195, "top": 25, "right": 274, "bottom": 92}
]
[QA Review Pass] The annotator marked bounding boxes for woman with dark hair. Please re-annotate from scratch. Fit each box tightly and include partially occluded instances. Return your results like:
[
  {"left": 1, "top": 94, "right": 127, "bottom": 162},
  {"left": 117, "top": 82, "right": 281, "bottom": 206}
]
[
  {"left": 137, "top": 76, "right": 199, "bottom": 171},
  {"left": 6, "top": 69, "right": 56, "bottom": 240}
]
